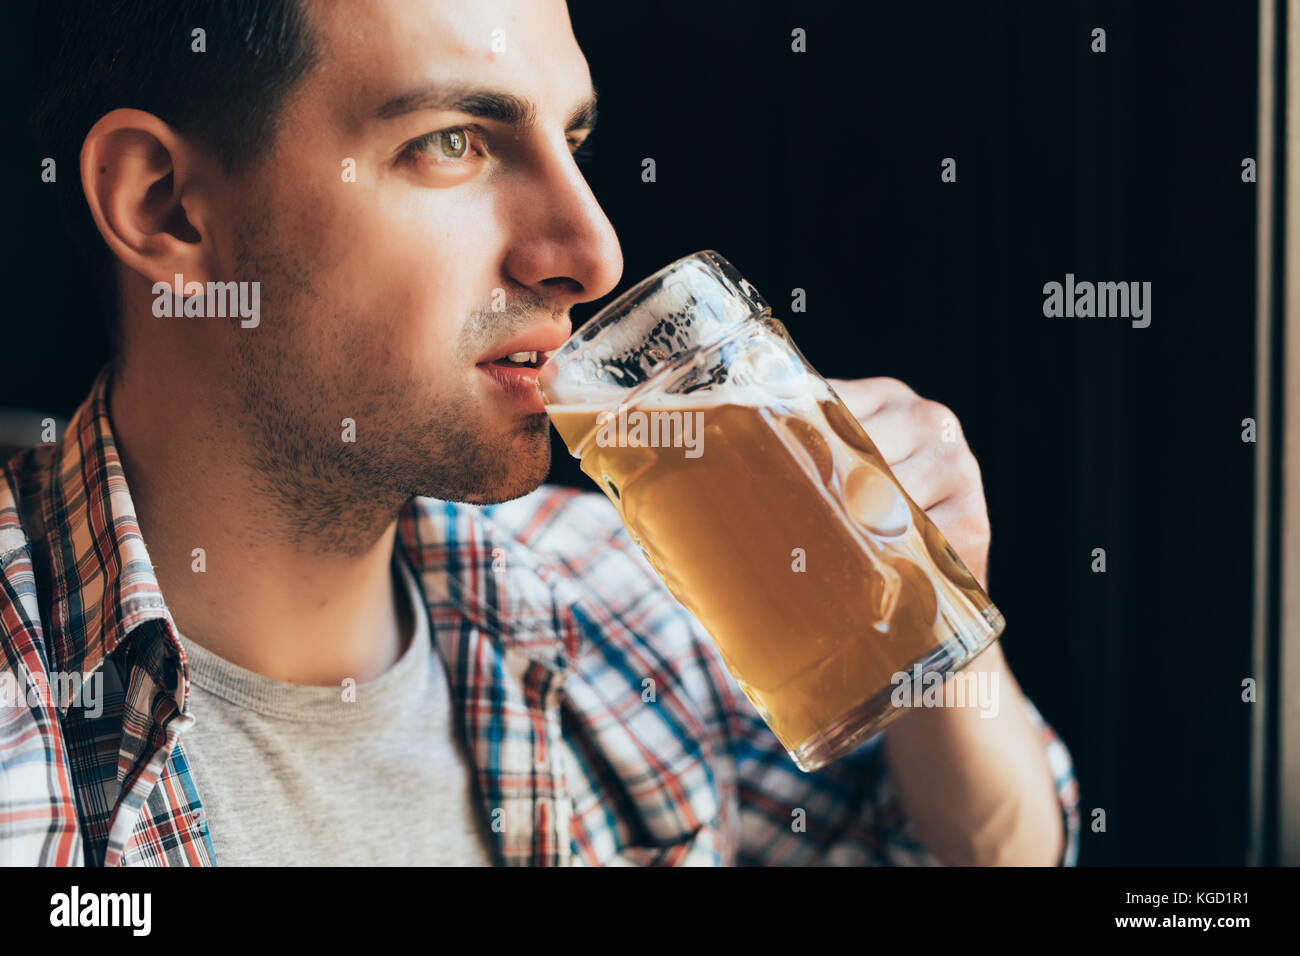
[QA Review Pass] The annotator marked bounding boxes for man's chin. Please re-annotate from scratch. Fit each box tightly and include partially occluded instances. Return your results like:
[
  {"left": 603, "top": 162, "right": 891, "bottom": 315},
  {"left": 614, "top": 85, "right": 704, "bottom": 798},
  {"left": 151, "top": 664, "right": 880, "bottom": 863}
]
[{"left": 454, "top": 427, "right": 553, "bottom": 505}]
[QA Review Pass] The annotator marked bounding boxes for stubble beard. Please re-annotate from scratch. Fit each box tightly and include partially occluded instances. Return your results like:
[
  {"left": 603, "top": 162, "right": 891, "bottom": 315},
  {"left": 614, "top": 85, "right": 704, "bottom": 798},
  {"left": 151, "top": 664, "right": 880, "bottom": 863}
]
[{"left": 224, "top": 217, "right": 553, "bottom": 556}]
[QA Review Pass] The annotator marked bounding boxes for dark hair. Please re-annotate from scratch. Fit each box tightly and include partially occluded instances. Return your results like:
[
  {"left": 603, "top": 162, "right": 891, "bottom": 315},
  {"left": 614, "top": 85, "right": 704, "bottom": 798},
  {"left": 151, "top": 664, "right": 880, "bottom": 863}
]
[{"left": 30, "top": 0, "right": 319, "bottom": 328}]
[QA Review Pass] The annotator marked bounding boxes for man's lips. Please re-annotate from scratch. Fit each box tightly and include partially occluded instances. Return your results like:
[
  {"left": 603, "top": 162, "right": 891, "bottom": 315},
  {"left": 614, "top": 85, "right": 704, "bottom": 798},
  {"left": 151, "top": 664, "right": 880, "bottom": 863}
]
[
  {"left": 477, "top": 362, "right": 546, "bottom": 413},
  {"left": 475, "top": 319, "right": 572, "bottom": 414},
  {"left": 476, "top": 319, "right": 573, "bottom": 367}
]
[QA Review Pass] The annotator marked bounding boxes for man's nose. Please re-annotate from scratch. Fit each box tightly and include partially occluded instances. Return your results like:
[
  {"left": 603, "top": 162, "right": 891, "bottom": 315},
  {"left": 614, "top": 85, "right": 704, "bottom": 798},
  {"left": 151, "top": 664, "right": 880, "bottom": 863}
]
[{"left": 503, "top": 146, "right": 624, "bottom": 309}]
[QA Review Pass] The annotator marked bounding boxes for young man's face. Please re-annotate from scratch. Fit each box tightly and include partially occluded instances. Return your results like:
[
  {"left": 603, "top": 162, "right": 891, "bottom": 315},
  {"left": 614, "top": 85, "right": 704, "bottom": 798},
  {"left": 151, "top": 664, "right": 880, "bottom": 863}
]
[{"left": 208, "top": 0, "right": 621, "bottom": 510}]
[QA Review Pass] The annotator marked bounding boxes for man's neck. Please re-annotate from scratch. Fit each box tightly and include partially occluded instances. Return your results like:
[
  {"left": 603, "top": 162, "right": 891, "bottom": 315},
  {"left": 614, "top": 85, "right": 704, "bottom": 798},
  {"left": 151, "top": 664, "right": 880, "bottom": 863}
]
[{"left": 106, "top": 363, "right": 409, "bottom": 687}]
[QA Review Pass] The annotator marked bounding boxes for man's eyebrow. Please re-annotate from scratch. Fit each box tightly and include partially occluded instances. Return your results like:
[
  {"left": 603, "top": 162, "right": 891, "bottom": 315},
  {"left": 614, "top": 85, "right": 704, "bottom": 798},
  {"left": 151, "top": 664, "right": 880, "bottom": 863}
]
[{"left": 375, "top": 83, "right": 599, "bottom": 133}]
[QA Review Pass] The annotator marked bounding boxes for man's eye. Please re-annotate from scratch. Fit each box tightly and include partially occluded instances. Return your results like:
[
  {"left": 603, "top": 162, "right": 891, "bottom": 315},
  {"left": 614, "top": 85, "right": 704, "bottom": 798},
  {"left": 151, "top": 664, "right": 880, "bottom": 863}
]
[
  {"left": 439, "top": 128, "right": 469, "bottom": 158},
  {"left": 402, "top": 127, "right": 590, "bottom": 167},
  {"left": 406, "top": 126, "right": 478, "bottom": 161}
]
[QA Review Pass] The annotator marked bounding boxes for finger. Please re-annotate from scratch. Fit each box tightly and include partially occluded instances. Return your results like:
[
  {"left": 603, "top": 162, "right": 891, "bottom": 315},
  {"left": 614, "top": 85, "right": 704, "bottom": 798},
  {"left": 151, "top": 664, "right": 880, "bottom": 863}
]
[
  {"left": 825, "top": 377, "right": 916, "bottom": 419},
  {"left": 853, "top": 405, "right": 928, "bottom": 465},
  {"left": 924, "top": 494, "right": 990, "bottom": 584},
  {"left": 888, "top": 444, "right": 964, "bottom": 511}
]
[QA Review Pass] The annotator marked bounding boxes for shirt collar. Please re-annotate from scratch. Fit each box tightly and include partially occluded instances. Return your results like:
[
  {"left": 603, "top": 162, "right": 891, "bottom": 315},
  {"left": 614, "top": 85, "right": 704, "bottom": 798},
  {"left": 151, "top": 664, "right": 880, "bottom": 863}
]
[
  {"left": 39, "top": 364, "right": 178, "bottom": 711},
  {"left": 392, "top": 495, "right": 580, "bottom": 675}
]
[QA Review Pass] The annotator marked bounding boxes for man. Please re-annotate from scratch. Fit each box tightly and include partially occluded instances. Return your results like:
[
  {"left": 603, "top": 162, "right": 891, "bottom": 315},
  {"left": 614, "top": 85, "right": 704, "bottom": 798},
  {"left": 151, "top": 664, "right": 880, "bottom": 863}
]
[{"left": 2, "top": 0, "right": 1079, "bottom": 866}]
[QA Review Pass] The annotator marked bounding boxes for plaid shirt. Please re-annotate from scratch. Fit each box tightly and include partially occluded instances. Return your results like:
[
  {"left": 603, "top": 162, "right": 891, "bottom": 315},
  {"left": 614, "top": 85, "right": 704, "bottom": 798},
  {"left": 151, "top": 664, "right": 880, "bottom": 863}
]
[{"left": 0, "top": 366, "right": 1080, "bottom": 866}]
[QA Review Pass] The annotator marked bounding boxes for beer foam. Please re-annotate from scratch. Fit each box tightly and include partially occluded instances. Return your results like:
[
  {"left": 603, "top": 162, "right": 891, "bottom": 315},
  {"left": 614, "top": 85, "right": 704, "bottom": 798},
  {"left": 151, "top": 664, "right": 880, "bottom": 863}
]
[
  {"left": 545, "top": 374, "right": 828, "bottom": 415},
  {"left": 562, "top": 280, "right": 707, "bottom": 373}
]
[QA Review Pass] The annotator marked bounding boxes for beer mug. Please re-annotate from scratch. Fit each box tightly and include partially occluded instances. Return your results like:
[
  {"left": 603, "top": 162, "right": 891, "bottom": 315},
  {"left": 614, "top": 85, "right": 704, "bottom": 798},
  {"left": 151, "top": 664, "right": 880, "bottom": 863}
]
[{"left": 538, "top": 251, "right": 1004, "bottom": 771}]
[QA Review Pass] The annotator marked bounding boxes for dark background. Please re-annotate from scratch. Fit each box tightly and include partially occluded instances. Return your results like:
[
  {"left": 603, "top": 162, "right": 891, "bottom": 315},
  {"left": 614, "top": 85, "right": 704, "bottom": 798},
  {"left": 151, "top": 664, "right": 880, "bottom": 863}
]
[{"left": 8, "top": 1, "right": 1259, "bottom": 864}]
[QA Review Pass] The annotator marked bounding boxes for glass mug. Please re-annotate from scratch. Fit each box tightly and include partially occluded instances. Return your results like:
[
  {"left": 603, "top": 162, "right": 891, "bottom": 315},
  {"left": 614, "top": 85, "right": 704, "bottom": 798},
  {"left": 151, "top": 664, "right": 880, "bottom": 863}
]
[{"left": 537, "top": 251, "right": 1003, "bottom": 772}]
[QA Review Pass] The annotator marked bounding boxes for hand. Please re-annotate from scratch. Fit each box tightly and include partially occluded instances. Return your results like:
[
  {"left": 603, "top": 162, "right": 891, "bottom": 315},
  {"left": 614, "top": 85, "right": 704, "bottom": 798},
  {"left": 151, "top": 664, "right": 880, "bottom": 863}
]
[{"left": 825, "top": 377, "right": 991, "bottom": 590}]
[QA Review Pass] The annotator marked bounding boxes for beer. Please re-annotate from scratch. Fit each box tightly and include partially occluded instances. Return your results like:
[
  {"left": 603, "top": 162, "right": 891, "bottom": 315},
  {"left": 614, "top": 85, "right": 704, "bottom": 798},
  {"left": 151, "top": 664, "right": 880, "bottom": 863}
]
[
  {"left": 540, "top": 250, "right": 1003, "bottom": 770},
  {"left": 547, "top": 376, "right": 994, "bottom": 758}
]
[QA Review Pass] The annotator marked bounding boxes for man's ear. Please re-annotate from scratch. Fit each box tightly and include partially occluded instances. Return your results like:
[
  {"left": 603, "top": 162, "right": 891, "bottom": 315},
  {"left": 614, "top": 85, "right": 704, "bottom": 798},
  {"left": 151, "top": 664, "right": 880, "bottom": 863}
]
[{"left": 79, "top": 108, "right": 223, "bottom": 291}]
